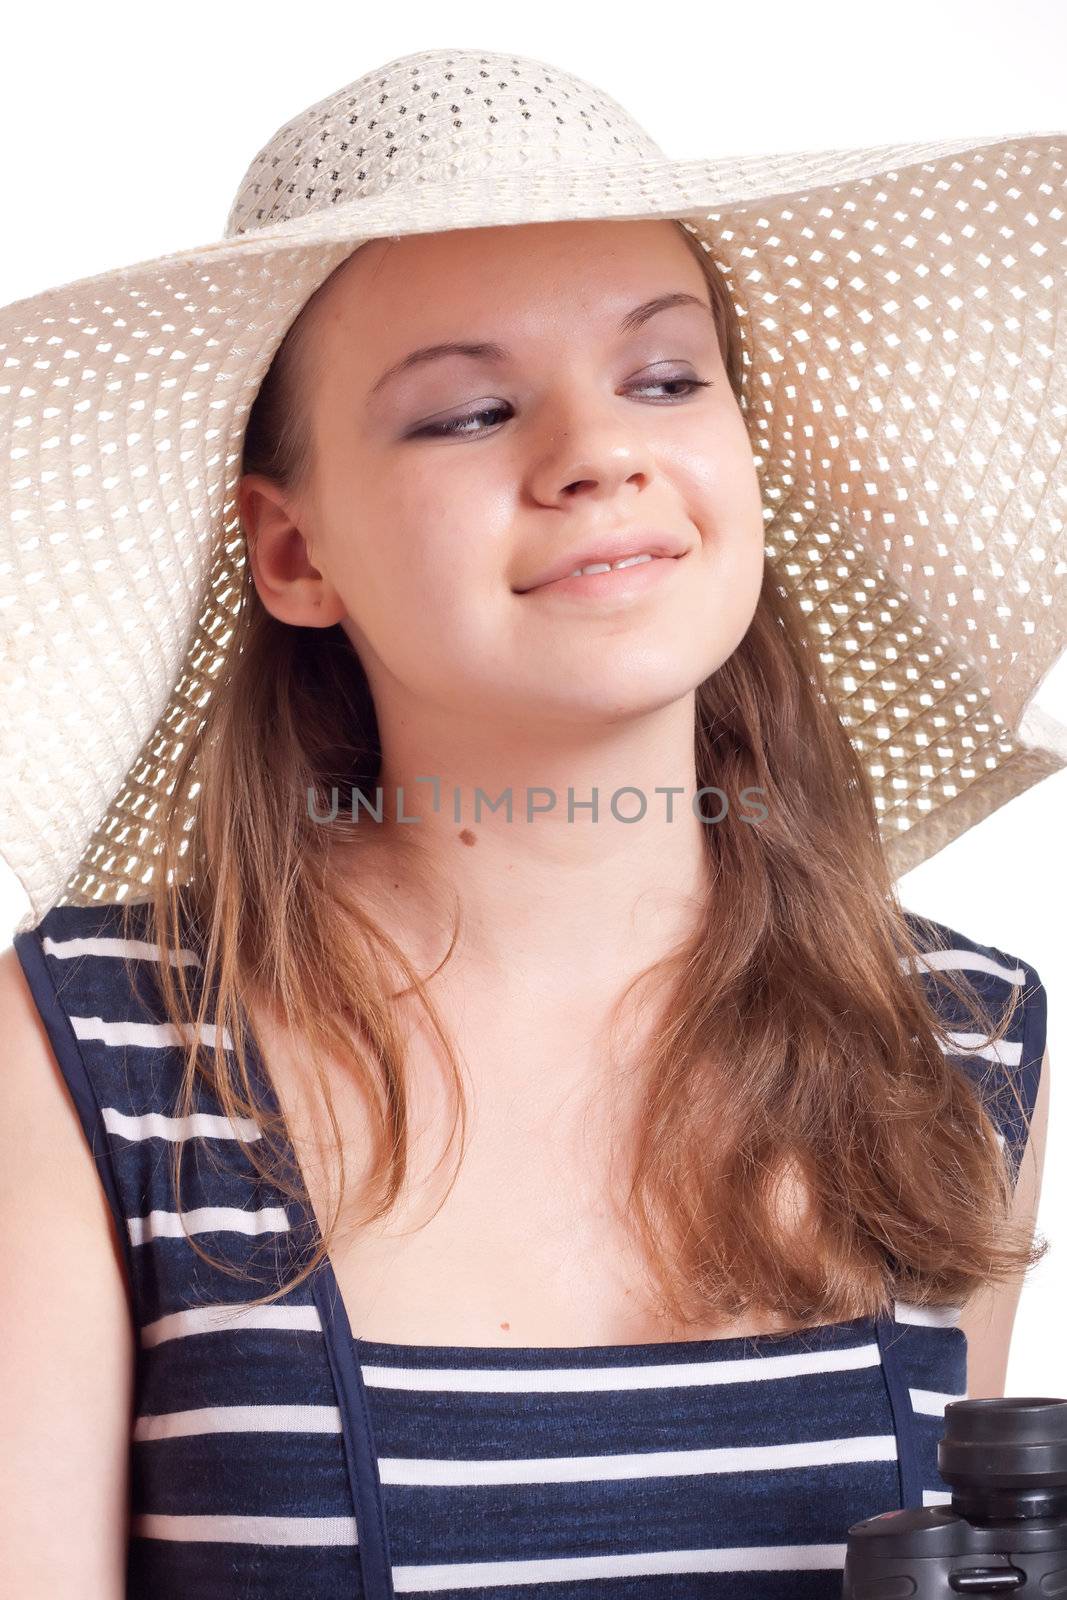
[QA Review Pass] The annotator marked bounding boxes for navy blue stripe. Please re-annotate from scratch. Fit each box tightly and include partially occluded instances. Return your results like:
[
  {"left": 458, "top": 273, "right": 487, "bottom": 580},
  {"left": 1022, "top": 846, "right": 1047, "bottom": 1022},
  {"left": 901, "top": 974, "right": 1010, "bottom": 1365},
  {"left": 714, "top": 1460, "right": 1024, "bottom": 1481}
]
[
  {"left": 131, "top": 1429, "right": 354, "bottom": 1518},
  {"left": 373, "top": 1459, "right": 901, "bottom": 1566},
  {"left": 314, "top": 1269, "right": 397, "bottom": 1598},
  {"left": 127, "top": 1539, "right": 359, "bottom": 1597},
  {"left": 874, "top": 1313, "right": 923, "bottom": 1508},
  {"left": 139, "top": 1332, "right": 339, "bottom": 1411}
]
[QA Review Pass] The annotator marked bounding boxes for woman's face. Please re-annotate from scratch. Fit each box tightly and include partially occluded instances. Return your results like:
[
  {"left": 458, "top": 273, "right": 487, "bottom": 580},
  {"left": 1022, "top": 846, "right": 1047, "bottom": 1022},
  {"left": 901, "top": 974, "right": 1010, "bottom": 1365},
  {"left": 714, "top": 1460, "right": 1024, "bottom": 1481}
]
[{"left": 243, "top": 217, "right": 765, "bottom": 736}]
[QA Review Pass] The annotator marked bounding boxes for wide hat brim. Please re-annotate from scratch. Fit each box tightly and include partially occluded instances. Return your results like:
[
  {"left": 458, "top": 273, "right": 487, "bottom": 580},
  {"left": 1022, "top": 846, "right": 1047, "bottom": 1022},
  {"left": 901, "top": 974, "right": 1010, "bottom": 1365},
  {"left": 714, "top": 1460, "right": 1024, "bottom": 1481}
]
[{"left": 2, "top": 130, "right": 1066, "bottom": 923}]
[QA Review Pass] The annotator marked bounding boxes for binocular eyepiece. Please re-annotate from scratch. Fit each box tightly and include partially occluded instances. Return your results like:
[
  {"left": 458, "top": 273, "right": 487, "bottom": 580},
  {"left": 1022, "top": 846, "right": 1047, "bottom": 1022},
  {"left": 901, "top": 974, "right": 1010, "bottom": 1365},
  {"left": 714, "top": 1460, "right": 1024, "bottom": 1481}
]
[{"left": 843, "top": 1397, "right": 1067, "bottom": 1597}]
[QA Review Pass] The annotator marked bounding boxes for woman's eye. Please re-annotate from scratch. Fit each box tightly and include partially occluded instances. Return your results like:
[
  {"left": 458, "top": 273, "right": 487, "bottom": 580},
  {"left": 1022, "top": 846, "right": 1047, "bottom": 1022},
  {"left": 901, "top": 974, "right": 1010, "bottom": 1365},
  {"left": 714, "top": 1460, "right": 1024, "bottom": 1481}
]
[
  {"left": 632, "top": 375, "right": 713, "bottom": 401},
  {"left": 413, "top": 403, "right": 513, "bottom": 439},
  {"left": 409, "top": 375, "right": 713, "bottom": 439}
]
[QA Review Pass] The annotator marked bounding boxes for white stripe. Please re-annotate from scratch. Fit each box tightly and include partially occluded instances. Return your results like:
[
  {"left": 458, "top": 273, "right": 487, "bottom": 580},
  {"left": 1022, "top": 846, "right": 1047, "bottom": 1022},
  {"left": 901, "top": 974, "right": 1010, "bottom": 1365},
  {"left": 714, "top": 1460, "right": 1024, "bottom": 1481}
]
[
  {"left": 140, "top": 1303, "right": 322, "bottom": 1347},
  {"left": 378, "top": 1433, "right": 898, "bottom": 1488},
  {"left": 359, "top": 1338, "right": 882, "bottom": 1393},
  {"left": 102, "top": 1107, "right": 261, "bottom": 1143},
  {"left": 894, "top": 1299, "right": 963, "bottom": 1327},
  {"left": 923, "top": 1488, "right": 953, "bottom": 1506},
  {"left": 131, "top": 1513, "right": 357, "bottom": 1547},
  {"left": 940, "top": 1030, "right": 1022, "bottom": 1067},
  {"left": 134, "top": 1404, "right": 341, "bottom": 1441},
  {"left": 42, "top": 932, "right": 201, "bottom": 967},
  {"left": 910, "top": 1386, "right": 967, "bottom": 1417},
  {"left": 127, "top": 1206, "right": 289, "bottom": 1244},
  {"left": 390, "top": 1544, "right": 849, "bottom": 1590},
  {"left": 70, "top": 1015, "right": 233, "bottom": 1050},
  {"left": 903, "top": 946, "right": 1025, "bottom": 986}
]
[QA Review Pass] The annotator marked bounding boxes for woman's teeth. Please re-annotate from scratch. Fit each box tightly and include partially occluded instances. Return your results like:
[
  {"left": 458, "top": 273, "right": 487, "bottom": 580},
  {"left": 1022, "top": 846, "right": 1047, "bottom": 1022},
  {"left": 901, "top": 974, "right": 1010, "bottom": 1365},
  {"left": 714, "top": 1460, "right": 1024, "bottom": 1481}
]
[{"left": 567, "top": 552, "right": 655, "bottom": 579}]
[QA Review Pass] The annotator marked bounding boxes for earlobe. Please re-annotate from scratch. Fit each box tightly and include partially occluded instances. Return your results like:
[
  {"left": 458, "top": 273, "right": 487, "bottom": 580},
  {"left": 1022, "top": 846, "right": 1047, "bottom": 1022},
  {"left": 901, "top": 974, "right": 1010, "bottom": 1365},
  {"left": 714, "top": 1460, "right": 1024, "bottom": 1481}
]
[{"left": 252, "top": 556, "right": 345, "bottom": 629}]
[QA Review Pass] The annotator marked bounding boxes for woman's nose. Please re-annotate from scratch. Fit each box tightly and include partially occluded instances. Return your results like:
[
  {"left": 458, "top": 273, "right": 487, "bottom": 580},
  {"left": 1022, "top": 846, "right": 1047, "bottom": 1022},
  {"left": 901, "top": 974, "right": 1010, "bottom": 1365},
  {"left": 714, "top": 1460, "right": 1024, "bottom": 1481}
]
[{"left": 527, "top": 393, "right": 657, "bottom": 505}]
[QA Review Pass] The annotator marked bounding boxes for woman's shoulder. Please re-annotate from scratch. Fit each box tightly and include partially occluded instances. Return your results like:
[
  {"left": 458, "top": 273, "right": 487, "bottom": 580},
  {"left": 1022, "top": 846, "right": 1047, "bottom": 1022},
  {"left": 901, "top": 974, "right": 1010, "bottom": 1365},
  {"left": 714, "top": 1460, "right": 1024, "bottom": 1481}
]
[
  {"left": 14, "top": 892, "right": 210, "bottom": 1034},
  {"left": 899, "top": 904, "right": 1048, "bottom": 1186},
  {"left": 11, "top": 893, "right": 230, "bottom": 1134},
  {"left": 15, "top": 893, "right": 200, "bottom": 983},
  {"left": 900, "top": 903, "right": 1043, "bottom": 979},
  {"left": 10, "top": 893, "right": 288, "bottom": 1316},
  {"left": 899, "top": 904, "right": 1046, "bottom": 1042}
]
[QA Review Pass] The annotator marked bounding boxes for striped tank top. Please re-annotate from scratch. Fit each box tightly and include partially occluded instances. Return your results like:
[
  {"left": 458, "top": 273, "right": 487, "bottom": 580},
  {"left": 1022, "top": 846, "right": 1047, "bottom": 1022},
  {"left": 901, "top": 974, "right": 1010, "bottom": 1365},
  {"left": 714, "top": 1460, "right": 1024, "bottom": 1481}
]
[{"left": 14, "top": 896, "right": 1047, "bottom": 1599}]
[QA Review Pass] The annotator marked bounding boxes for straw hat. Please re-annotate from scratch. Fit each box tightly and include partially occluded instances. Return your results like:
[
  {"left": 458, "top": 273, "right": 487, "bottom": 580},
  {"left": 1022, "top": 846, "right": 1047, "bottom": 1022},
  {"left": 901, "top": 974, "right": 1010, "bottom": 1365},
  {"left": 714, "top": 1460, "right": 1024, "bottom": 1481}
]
[{"left": 2, "top": 45, "right": 1065, "bottom": 926}]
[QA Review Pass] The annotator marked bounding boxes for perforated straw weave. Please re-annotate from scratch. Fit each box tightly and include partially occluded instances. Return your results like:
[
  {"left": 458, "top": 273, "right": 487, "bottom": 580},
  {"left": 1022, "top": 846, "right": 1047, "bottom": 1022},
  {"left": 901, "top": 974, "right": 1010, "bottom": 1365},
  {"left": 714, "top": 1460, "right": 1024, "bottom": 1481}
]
[{"left": 1, "top": 46, "right": 1065, "bottom": 925}]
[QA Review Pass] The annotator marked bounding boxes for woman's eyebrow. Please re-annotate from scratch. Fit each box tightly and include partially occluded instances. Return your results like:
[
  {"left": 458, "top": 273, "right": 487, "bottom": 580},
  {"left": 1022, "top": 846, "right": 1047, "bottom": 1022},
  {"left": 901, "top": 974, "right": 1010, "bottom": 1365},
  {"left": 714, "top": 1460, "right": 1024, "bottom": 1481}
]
[{"left": 366, "top": 291, "right": 714, "bottom": 399}]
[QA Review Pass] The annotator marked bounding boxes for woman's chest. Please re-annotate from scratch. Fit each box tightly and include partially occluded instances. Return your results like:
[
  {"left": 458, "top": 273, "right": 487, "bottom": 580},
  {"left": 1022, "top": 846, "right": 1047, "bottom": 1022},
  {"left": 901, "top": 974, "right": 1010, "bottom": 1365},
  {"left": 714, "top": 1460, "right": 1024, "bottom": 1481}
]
[{"left": 253, "top": 1001, "right": 807, "bottom": 1348}]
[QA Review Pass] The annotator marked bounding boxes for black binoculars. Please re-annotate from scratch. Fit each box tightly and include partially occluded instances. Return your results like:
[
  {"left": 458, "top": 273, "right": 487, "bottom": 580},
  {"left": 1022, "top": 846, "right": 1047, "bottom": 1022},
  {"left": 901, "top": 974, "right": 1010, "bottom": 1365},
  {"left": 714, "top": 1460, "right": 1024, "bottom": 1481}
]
[{"left": 843, "top": 1397, "right": 1067, "bottom": 1596}]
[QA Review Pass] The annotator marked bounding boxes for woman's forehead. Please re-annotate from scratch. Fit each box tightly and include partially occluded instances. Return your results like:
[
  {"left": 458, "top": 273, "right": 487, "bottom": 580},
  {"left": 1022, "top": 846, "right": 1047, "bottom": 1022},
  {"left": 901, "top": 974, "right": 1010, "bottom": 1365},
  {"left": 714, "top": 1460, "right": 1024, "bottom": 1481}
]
[{"left": 304, "top": 218, "right": 709, "bottom": 369}]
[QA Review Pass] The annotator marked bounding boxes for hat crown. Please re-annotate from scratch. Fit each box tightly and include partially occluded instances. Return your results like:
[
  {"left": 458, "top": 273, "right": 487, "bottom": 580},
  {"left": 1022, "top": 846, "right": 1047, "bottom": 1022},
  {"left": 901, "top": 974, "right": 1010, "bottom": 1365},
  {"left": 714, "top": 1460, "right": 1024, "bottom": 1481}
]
[{"left": 224, "top": 47, "right": 666, "bottom": 238}]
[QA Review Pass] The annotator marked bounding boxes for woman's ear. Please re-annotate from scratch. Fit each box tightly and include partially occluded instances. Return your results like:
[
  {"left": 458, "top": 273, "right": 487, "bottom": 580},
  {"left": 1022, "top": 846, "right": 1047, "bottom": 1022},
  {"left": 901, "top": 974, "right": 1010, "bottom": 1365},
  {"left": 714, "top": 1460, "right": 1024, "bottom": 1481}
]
[{"left": 238, "top": 472, "right": 347, "bottom": 627}]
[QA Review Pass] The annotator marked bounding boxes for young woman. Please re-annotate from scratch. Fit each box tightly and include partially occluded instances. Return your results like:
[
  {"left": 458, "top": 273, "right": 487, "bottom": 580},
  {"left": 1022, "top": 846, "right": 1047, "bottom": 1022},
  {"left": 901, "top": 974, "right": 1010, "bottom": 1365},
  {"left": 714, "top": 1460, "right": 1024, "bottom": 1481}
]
[{"left": 0, "top": 45, "right": 1058, "bottom": 1600}]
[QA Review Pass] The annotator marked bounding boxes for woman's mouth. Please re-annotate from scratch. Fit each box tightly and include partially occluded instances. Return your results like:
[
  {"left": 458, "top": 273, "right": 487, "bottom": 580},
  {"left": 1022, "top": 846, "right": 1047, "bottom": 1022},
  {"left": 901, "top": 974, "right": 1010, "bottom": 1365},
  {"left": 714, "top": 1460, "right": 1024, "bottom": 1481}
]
[{"left": 518, "top": 550, "right": 687, "bottom": 602}]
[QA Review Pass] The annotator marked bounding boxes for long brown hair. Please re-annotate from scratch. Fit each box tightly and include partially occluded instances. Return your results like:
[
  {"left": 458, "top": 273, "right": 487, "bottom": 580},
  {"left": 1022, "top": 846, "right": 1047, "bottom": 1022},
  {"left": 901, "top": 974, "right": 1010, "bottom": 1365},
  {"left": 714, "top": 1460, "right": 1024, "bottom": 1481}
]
[{"left": 119, "top": 219, "right": 1046, "bottom": 1334}]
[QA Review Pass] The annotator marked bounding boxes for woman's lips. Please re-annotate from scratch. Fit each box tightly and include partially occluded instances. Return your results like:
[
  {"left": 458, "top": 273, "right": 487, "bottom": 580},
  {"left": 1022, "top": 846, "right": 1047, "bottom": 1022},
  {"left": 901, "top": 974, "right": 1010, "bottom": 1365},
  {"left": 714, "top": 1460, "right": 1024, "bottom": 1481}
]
[{"left": 519, "top": 550, "right": 687, "bottom": 601}]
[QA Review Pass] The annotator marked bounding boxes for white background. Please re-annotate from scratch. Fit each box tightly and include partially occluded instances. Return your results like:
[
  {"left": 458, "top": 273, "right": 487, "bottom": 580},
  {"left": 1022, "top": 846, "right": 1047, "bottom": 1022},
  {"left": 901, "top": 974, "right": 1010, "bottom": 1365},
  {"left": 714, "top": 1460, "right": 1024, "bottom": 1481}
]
[{"left": 1, "top": 0, "right": 1064, "bottom": 1394}]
